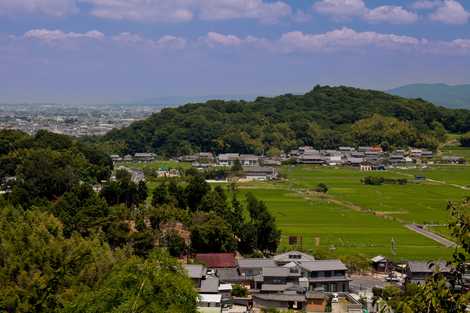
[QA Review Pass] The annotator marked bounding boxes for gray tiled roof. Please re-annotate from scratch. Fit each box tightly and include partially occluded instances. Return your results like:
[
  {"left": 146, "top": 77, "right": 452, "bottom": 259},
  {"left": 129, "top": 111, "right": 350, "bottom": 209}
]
[
  {"left": 299, "top": 260, "right": 347, "bottom": 272},
  {"left": 273, "top": 251, "right": 315, "bottom": 263},
  {"left": 184, "top": 264, "right": 205, "bottom": 279},
  {"left": 200, "top": 277, "right": 220, "bottom": 293},
  {"left": 261, "top": 284, "right": 290, "bottom": 292},
  {"left": 238, "top": 258, "right": 276, "bottom": 269},
  {"left": 307, "top": 276, "right": 351, "bottom": 283},
  {"left": 216, "top": 268, "right": 245, "bottom": 282},
  {"left": 253, "top": 293, "right": 306, "bottom": 302},
  {"left": 262, "top": 267, "right": 289, "bottom": 277},
  {"left": 408, "top": 261, "right": 451, "bottom": 273}
]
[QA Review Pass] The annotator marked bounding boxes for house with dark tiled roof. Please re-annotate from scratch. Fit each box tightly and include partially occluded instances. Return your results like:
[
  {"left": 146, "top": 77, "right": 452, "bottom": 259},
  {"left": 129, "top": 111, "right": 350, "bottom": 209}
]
[{"left": 405, "top": 261, "right": 451, "bottom": 285}]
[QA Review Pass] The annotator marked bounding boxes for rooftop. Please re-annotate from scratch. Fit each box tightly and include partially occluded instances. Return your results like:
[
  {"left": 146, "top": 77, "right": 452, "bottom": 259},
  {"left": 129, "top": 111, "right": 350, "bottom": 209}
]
[
  {"left": 408, "top": 261, "right": 451, "bottom": 273},
  {"left": 195, "top": 253, "right": 237, "bottom": 268},
  {"left": 184, "top": 264, "right": 206, "bottom": 279},
  {"left": 274, "top": 251, "right": 315, "bottom": 263},
  {"left": 262, "top": 266, "right": 290, "bottom": 277},
  {"left": 200, "top": 277, "right": 220, "bottom": 293},
  {"left": 238, "top": 258, "right": 276, "bottom": 269},
  {"left": 299, "top": 260, "right": 348, "bottom": 272}
]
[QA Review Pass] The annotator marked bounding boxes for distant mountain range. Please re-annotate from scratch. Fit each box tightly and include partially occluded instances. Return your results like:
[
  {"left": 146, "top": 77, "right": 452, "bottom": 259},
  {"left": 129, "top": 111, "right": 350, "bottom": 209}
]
[{"left": 388, "top": 83, "right": 470, "bottom": 109}]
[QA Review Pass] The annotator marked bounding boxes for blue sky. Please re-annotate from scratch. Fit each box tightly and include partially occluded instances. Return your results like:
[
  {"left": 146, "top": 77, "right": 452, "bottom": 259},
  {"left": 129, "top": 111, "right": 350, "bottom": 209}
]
[{"left": 1, "top": 0, "right": 470, "bottom": 104}]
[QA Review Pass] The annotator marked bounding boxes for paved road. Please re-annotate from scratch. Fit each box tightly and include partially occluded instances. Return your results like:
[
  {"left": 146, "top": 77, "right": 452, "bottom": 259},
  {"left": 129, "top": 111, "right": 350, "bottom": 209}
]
[{"left": 406, "top": 224, "right": 456, "bottom": 248}]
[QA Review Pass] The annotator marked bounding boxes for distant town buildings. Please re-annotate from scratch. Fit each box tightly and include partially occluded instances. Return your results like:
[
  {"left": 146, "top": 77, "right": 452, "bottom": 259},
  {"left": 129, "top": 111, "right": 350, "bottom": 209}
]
[{"left": 0, "top": 103, "right": 157, "bottom": 137}]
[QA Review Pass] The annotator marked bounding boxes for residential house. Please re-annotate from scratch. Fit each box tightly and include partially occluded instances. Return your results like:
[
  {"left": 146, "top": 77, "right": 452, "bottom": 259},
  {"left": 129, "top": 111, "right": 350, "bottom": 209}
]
[
  {"left": 195, "top": 253, "right": 237, "bottom": 269},
  {"left": 239, "top": 154, "right": 259, "bottom": 167},
  {"left": 198, "top": 294, "right": 222, "bottom": 313},
  {"left": 389, "top": 153, "right": 406, "bottom": 164},
  {"left": 261, "top": 158, "right": 282, "bottom": 166},
  {"left": 252, "top": 292, "right": 306, "bottom": 311},
  {"left": 410, "top": 149, "right": 422, "bottom": 158},
  {"left": 200, "top": 277, "right": 220, "bottom": 294},
  {"left": 298, "top": 260, "right": 350, "bottom": 292},
  {"left": 297, "top": 154, "right": 327, "bottom": 165},
  {"left": 242, "top": 166, "right": 278, "bottom": 181},
  {"left": 405, "top": 261, "right": 451, "bottom": 285},
  {"left": 305, "top": 292, "right": 328, "bottom": 312},
  {"left": 370, "top": 255, "right": 391, "bottom": 273},
  {"left": 422, "top": 150, "right": 433, "bottom": 158},
  {"left": 110, "top": 154, "right": 122, "bottom": 163},
  {"left": 184, "top": 264, "right": 207, "bottom": 288},
  {"left": 339, "top": 147, "right": 355, "bottom": 152},
  {"left": 442, "top": 156, "right": 466, "bottom": 164},
  {"left": 274, "top": 251, "right": 316, "bottom": 265},
  {"left": 346, "top": 157, "right": 364, "bottom": 167},
  {"left": 238, "top": 258, "right": 277, "bottom": 277},
  {"left": 217, "top": 153, "right": 240, "bottom": 167},
  {"left": 133, "top": 152, "right": 156, "bottom": 162}
]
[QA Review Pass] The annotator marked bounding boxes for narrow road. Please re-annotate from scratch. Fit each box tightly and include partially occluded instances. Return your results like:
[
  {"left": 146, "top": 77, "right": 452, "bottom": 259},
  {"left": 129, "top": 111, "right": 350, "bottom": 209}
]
[{"left": 405, "top": 224, "right": 456, "bottom": 248}]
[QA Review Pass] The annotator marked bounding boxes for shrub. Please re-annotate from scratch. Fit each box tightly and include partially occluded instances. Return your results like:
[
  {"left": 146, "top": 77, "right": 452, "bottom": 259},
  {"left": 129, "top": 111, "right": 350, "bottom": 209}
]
[
  {"left": 231, "top": 284, "right": 248, "bottom": 297},
  {"left": 315, "top": 183, "right": 329, "bottom": 193},
  {"left": 362, "top": 176, "right": 385, "bottom": 185}
]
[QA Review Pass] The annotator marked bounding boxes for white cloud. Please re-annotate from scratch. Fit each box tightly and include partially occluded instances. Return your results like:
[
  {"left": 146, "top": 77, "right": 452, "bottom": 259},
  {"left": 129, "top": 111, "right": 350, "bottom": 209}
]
[
  {"left": 313, "top": 0, "right": 366, "bottom": 19},
  {"left": 198, "top": 0, "right": 291, "bottom": 23},
  {"left": 365, "top": 6, "right": 418, "bottom": 24},
  {"left": 16, "top": 28, "right": 470, "bottom": 56},
  {"left": 80, "top": 0, "right": 194, "bottom": 22},
  {"left": 205, "top": 32, "right": 243, "bottom": 47},
  {"left": 430, "top": 0, "right": 469, "bottom": 24},
  {"left": 24, "top": 29, "right": 104, "bottom": 41},
  {"left": 113, "top": 32, "right": 186, "bottom": 49},
  {"left": 278, "top": 28, "right": 421, "bottom": 53},
  {"left": 0, "top": 0, "right": 77, "bottom": 16},
  {"left": 156, "top": 35, "right": 187, "bottom": 49},
  {"left": 412, "top": 1, "right": 442, "bottom": 10},
  {"left": 80, "top": 0, "right": 292, "bottom": 23},
  {"left": 313, "top": 0, "right": 418, "bottom": 24}
]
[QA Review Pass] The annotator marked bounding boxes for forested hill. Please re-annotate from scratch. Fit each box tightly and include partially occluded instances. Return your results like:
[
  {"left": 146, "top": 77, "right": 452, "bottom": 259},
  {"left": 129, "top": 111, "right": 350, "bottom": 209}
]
[{"left": 103, "top": 85, "right": 470, "bottom": 156}]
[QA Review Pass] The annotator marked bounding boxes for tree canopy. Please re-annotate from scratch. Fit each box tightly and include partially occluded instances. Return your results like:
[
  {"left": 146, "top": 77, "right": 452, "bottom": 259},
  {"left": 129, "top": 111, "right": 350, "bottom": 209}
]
[{"left": 103, "top": 86, "right": 470, "bottom": 155}]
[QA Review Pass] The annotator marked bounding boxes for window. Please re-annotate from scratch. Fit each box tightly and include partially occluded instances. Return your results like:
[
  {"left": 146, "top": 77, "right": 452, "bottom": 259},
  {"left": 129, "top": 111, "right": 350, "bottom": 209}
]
[
  {"left": 288, "top": 254, "right": 301, "bottom": 259},
  {"left": 325, "top": 271, "right": 332, "bottom": 277}
]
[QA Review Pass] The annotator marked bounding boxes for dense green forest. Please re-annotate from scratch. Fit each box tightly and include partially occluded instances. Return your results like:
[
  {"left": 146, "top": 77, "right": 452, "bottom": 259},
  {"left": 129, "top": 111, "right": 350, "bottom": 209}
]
[
  {"left": 0, "top": 129, "right": 279, "bottom": 312},
  {"left": 102, "top": 85, "right": 470, "bottom": 156}
]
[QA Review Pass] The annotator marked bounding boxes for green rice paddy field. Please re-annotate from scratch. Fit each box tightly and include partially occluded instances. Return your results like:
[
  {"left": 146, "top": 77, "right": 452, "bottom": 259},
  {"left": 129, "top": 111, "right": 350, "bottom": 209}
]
[{"left": 238, "top": 164, "right": 470, "bottom": 261}]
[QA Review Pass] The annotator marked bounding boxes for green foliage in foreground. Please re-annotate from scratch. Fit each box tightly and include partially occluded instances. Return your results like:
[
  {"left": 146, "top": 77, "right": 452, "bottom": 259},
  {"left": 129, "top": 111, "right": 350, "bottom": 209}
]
[
  {"left": 0, "top": 207, "right": 198, "bottom": 313},
  {"left": 103, "top": 85, "right": 470, "bottom": 156}
]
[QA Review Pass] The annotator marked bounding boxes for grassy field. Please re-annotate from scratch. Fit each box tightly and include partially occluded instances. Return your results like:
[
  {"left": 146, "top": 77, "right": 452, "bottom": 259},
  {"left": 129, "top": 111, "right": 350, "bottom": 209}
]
[
  {"left": 237, "top": 163, "right": 470, "bottom": 260},
  {"left": 281, "top": 166, "right": 469, "bottom": 224},
  {"left": 238, "top": 184, "right": 451, "bottom": 261},
  {"left": 394, "top": 165, "right": 470, "bottom": 187}
]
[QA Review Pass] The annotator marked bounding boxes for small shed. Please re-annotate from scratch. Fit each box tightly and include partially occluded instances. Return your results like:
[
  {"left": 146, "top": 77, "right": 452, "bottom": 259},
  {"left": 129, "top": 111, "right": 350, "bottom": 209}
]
[{"left": 371, "top": 255, "right": 391, "bottom": 273}]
